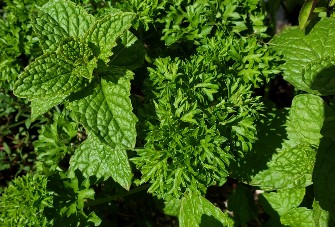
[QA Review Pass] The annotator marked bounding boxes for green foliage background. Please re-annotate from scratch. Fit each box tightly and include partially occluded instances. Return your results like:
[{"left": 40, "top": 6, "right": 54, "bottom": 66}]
[{"left": 1, "top": 0, "right": 335, "bottom": 226}]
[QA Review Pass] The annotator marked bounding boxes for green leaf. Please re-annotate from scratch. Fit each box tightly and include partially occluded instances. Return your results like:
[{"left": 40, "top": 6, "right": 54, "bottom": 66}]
[
  {"left": 271, "top": 18, "right": 335, "bottom": 95},
  {"left": 68, "top": 68, "right": 137, "bottom": 149},
  {"left": 298, "top": 0, "right": 316, "bottom": 29},
  {"left": 86, "top": 12, "right": 135, "bottom": 63},
  {"left": 251, "top": 144, "right": 316, "bottom": 190},
  {"left": 179, "top": 193, "right": 234, "bottom": 227},
  {"left": 32, "top": 0, "right": 95, "bottom": 51},
  {"left": 110, "top": 31, "right": 146, "bottom": 70},
  {"left": 69, "top": 133, "right": 132, "bottom": 190},
  {"left": 285, "top": 94, "right": 325, "bottom": 147},
  {"left": 14, "top": 53, "right": 85, "bottom": 99},
  {"left": 313, "top": 200, "right": 330, "bottom": 227},
  {"left": 30, "top": 94, "right": 68, "bottom": 121},
  {"left": 280, "top": 207, "right": 314, "bottom": 227},
  {"left": 259, "top": 188, "right": 305, "bottom": 216},
  {"left": 227, "top": 183, "right": 258, "bottom": 225}
]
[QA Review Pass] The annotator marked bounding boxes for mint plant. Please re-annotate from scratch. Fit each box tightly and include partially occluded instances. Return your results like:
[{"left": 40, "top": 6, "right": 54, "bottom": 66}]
[{"left": 2, "top": 0, "right": 335, "bottom": 226}]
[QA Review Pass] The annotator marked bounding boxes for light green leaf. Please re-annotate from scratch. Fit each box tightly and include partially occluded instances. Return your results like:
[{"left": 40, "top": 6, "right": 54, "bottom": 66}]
[
  {"left": 32, "top": 0, "right": 95, "bottom": 51},
  {"left": 179, "top": 193, "right": 234, "bottom": 227},
  {"left": 281, "top": 207, "right": 314, "bottom": 227},
  {"left": 285, "top": 94, "right": 325, "bottom": 147},
  {"left": 298, "top": 0, "right": 316, "bottom": 29},
  {"left": 86, "top": 12, "right": 135, "bottom": 63},
  {"left": 251, "top": 144, "right": 316, "bottom": 190},
  {"left": 30, "top": 94, "right": 67, "bottom": 121},
  {"left": 69, "top": 133, "right": 132, "bottom": 189},
  {"left": 110, "top": 31, "right": 146, "bottom": 70},
  {"left": 271, "top": 18, "right": 335, "bottom": 95},
  {"left": 260, "top": 188, "right": 305, "bottom": 216},
  {"left": 14, "top": 53, "right": 85, "bottom": 99},
  {"left": 58, "top": 37, "right": 94, "bottom": 64},
  {"left": 313, "top": 200, "right": 329, "bottom": 227},
  {"left": 68, "top": 68, "right": 137, "bottom": 149}
]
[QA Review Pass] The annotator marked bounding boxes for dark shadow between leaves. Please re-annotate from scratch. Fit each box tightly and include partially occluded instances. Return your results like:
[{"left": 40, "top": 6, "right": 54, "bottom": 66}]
[
  {"left": 304, "top": 17, "right": 321, "bottom": 35},
  {"left": 313, "top": 99, "right": 335, "bottom": 222},
  {"left": 229, "top": 108, "right": 289, "bottom": 182},
  {"left": 200, "top": 214, "right": 223, "bottom": 227},
  {"left": 310, "top": 65, "right": 335, "bottom": 95}
]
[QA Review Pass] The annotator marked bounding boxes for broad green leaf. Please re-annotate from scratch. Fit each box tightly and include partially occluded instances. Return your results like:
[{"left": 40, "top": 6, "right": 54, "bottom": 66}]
[
  {"left": 313, "top": 200, "right": 329, "bottom": 227},
  {"left": 110, "top": 31, "right": 146, "bottom": 70},
  {"left": 69, "top": 133, "right": 132, "bottom": 190},
  {"left": 227, "top": 183, "right": 258, "bottom": 225},
  {"left": 179, "top": 193, "right": 234, "bottom": 227},
  {"left": 285, "top": 94, "right": 325, "bottom": 147},
  {"left": 32, "top": 0, "right": 95, "bottom": 51},
  {"left": 313, "top": 138, "right": 335, "bottom": 219},
  {"left": 259, "top": 188, "right": 305, "bottom": 216},
  {"left": 86, "top": 12, "right": 135, "bottom": 63},
  {"left": 298, "top": 0, "right": 316, "bottom": 29},
  {"left": 14, "top": 53, "right": 85, "bottom": 98},
  {"left": 280, "top": 207, "right": 314, "bottom": 227},
  {"left": 251, "top": 144, "right": 316, "bottom": 190},
  {"left": 271, "top": 18, "right": 335, "bottom": 95},
  {"left": 68, "top": 68, "right": 137, "bottom": 149}
]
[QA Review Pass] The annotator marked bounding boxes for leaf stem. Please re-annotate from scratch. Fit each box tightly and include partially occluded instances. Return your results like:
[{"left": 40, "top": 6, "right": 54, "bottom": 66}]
[{"left": 86, "top": 184, "right": 150, "bottom": 207}]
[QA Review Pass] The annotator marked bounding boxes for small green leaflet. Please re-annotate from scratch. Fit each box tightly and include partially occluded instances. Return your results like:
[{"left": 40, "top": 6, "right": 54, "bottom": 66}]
[{"left": 298, "top": 0, "right": 317, "bottom": 30}]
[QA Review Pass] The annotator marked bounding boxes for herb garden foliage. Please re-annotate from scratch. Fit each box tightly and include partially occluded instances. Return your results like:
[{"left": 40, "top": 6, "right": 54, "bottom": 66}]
[{"left": 1, "top": 0, "right": 335, "bottom": 226}]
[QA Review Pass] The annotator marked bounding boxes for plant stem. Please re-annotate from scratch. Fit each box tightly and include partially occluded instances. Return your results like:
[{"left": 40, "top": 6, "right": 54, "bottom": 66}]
[{"left": 86, "top": 184, "right": 150, "bottom": 207}]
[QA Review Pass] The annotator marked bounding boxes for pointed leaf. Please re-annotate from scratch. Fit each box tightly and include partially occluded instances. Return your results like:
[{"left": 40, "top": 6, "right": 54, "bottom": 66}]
[
  {"left": 30, "top": 94, "right": 67, "bottom": 121},
  {"left": 69, "top": 134, "right": 132, "bottom": 189},
  {"left": 14, "top": 53, "right": 85, "bottom": 99},
  {"left": 313, "top": 200, "right": 330, "bottom": 227},
  {"left": 86, "top": 12, "right": 135, "bottom": 63},
  {"left": 32, "top": 0, "right": 95, "bottom": 51},
  {"left": 251, "top": 144, "right": 316, "bottom": 190},
  {"left": 179, "top": 193, "right": 234, "bottom": 227},
  {"left": 68, "top": 68, "right": 137, "bottom": 149}
]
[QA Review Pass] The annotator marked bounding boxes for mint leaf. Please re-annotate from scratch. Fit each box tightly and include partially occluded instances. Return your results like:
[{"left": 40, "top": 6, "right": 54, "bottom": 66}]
[
  {"left": 280, "top": 208, "right": 314, "bottom": 227},
  {"left": 69, "top": 133, "right": 132, "bottom": 190},
  {"left": 110, "top": 31, "right": 146, "bottom": 70},
  {"left": 32, "top": 0, "right": 95, "bottom": 51},
  {"left": 13, "top": 53, "right": 85, "bottom": 99},
  {"left": 313, "top": 200, "right": 330, "bottom": 227},
  {"left": 285, "top": 94, "right": 325, "bottom": 147},
  {"left": 30, "top": 95, "right": 68, "bottom": 121},
  {"left": 271, "top": 18, "right": 335, "bottom": 95},
  {"left": 259, "top": 188, "right": 305, "bottom": 216},
  {"left": 86, "top": 12, "right": 135, "bottom": 63},
  {"left": 179, "top": 193, "right": 234, "bottom": 227},
  {"left": 251, "top": 144, "right": 316, "bottom": 190},
  {"left": 68, "top": 68, "right": 137, "bottom": 149}
]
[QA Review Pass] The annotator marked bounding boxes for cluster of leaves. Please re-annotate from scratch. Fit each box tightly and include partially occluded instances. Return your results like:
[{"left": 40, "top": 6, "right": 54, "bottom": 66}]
[{"left": 1, "top": 0, "right": 335, "bottom": 226}]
